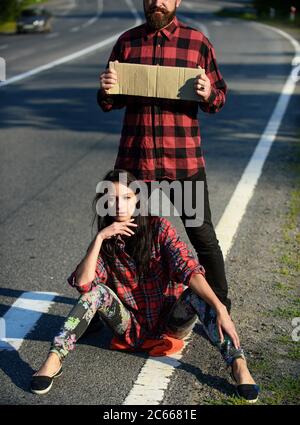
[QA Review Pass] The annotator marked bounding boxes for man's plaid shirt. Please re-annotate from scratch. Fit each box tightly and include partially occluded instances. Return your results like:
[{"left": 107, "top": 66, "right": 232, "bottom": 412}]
[
  {"left": 97, "top": 17, "right": 227, "bottom": 181},
  {"left": 67, "top": 216, "right": 205, "bottom": 348}
]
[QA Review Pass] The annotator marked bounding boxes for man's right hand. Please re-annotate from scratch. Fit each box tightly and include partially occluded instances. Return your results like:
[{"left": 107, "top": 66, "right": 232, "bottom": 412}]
[{"left": 99, "top": 62, "right": 118, "bottom": 96}]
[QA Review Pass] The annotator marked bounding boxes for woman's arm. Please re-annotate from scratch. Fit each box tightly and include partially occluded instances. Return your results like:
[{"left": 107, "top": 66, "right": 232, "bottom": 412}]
[
  {"left": 189, "top": 273, "right": 240, "bottom": 348},
  {"left": 159, "top": 217, "right": 240, "bottom": 348},
  {"left": 189, "top": 272, "right": 226, "bottom": 315},
  {"left": 75, "top": 233, "right": 104, "bottom": 286},
  {"left": 75, "top": 219, "right": 138, "bottom": 288}
]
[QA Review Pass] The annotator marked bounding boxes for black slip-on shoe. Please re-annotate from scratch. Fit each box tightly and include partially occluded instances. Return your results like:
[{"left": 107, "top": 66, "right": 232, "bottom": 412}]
[
  {"left": 235, "top": 383, "right": 260, "bottom": 404},
  {"left": 31, "top": 366, "right": 63, "bottom": 395},
  {"left": 230, "top": 370, "right": 260, "bottom": 404}
]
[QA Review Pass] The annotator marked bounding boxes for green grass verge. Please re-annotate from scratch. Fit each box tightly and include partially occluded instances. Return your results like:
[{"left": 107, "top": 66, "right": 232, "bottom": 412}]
[
  {"left": 215, "top": 9, "right": 257, "bottom": 21},
  {"left": 0, "top": 0, "right": 49, "bottom": 33},
  {"left": 262, "top": 377, "right": 300, "bottom": 405},
  {"left": 215, "top": 8, "right": 300, "bottom": 29},
  {"left": 205, "top": 141, "right": 300, "bottom": 405},
  {"left": 0, "top": 21, "right": 16, "bottom": 33}
]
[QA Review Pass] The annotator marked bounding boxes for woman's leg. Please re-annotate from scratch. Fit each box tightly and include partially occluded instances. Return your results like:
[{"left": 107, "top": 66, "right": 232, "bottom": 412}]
[
  {"left": 34, "top": 283, "right": 130, "bottom": 376},
  {"left": 166, "top": 288, "right": 243, "bottom": 365},
  {"left": 50, "top": 283, "right": 131, "bottom": 361},
  {"left": 166, "top": 288, "right": 256, "bottom": 386}
]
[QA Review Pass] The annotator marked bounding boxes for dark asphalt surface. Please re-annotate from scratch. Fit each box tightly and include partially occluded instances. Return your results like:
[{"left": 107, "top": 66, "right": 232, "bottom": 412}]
[{"left": 0, "top": 0, "right": 298, "bottom": 405}]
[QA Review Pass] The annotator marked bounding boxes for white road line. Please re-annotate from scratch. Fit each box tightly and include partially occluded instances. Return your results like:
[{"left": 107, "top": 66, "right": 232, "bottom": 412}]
[
  {"left": 0, "top": 292, "right": 58, "bottom": 351},
  {"left": 178, "top": 13, "right": 209, "bottom": 38},
  {"left": 217, "top": 22, "right": 300, "bottom": 258},
  {"left": 82, "top": 17, "right": 98, "bottom": 28},
  {"left": 46, "top": 32, "right": 59, "bottom": 39},
  {"left": 123, "top": 24, "right": 300, "bottom": 405},
  {"left": 80, "top": 0, "right": 103, "bottom": 27},
  {"left": 0, "top": 45, "right": 8, "bottom": 51},
  {"left": 212, "top": 20, "right": 223, "bottom": 26},
  {"left": 70, "top": 26, "right": 80, "bottom": 32},
  {"left": 0, "top": 0, "right": 142, "bottom": 88},
  {"left": 255, "top": 22, "right": 300, "bottom": 66},
  {"left": 61, "top": 0, "right": 76, "bottom": 16}
]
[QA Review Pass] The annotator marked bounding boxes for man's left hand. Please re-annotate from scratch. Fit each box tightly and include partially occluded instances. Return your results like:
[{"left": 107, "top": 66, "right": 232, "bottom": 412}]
[{"left": 194, "top": 73, "right": 212, "bottom": 102}]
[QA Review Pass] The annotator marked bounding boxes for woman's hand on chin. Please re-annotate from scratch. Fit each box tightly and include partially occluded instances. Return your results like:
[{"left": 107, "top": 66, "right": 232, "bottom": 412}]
[{"left": 98, "top": 219, "right": 138, "bottom": 240}]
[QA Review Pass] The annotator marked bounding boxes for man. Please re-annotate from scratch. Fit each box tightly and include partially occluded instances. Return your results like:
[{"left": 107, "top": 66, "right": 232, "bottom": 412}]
[{"left": 97, "top": 0, "right": 230, "bottom": 311}]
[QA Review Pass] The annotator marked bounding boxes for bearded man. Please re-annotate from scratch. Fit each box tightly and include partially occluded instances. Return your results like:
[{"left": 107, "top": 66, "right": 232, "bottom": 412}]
[{"left": 97, "top": 1, "right": 231, "bottom": 312}]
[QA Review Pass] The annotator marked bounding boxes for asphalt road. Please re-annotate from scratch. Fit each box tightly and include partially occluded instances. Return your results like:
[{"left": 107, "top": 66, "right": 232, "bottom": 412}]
[{"left": 0, "top": 0, "right": 298, "bottom": 405}]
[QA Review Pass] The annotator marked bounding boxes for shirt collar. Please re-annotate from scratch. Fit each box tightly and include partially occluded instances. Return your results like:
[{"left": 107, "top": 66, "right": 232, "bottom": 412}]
[{"left": 144, "top": 16, "right": 179, "bottom": 41}]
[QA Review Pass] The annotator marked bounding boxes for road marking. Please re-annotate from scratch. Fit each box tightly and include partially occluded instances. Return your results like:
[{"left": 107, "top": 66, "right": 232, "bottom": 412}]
[
  {"left": 123, "top": 23, "right": 300, "bottom": 405},
  {"left": 0, "top": 0, "right": 141, "bottom": 87},
  {"left": 81, "top": 0, "right": 103, "bottom": 28},
  {"left": 60, "top": 0, "right": 76, "bottom": 16},
  {"left": 82, "top": 17, "right": 98, "bottom": 28},
  {"left": 0, "top": 292, "right": 58, "bottom": 351},
  {"left": 46, "top": 32, "right": 59, "bottom": 39},
  {"left": 217, "top": 22, "right": 300, "bottom": 258},
  {"left": 70, "top": 26, "right": 80, "bottom": 32},
  {"left": 0, "top": 45, "right": 8, "bottom": 51},
  {"left": 255, "top": 22, "right": 300, "bottom": 66},
  {"left": 212, "top": 20, "right": 223, "bottom": 26}
]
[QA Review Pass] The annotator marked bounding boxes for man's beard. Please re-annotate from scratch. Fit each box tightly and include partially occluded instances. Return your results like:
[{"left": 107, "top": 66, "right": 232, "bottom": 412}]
[{"left": 144, "top": 5, "right": 176, "bottom": 30}]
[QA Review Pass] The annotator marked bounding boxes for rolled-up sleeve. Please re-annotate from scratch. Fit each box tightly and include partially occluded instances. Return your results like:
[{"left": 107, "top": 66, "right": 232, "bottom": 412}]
[
  {"left": 198, "top": 40, "right": 227, "bottom": 114},
  {"left": 67, "top": 255, "right": 108, "bottom": 294},
  {"left": 160, "top": 218, "right": 205, "bottom": 285}
]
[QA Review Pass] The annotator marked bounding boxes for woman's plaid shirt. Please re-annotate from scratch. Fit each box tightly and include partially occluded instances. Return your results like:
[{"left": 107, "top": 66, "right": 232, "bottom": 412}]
[
  {"left": 68, "top": 216, "right": 205, "bottom": 348},
  {"left": 97, "top": 17, "right": 227, "bottom": 181}
]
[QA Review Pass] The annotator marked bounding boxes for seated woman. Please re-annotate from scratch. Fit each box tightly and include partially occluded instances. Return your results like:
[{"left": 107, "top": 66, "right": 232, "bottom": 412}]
[{"left": 31, "top": 169, "right": 259, "bottom": 403}]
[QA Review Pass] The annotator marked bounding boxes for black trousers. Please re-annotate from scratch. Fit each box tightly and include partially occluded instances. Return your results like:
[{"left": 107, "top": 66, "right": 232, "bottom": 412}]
[{"left": 145, "top": 168, "right": 231, "bottom": 313}]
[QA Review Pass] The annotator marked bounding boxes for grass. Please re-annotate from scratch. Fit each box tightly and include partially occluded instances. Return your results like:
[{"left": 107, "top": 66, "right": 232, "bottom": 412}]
[
  {"left": 262, "top": 377, "right": 300, "bottom": 405},
  {"left": 205, "top": 396, "right": 252, "bottom": 405},
  {"left": 272, "top": 305, "right": 300, "bottom": 319},
  {"left": 215, "top": 9, "right": 257, "bottom": 21},
  {"left": 274, "top": 282, "right": 293, "bottom": 293},
  {"left": 206, "top": 359, "right": 299, "bottom": 405},
  {"left": 0, "top": 21, "right": 16, "bottom": 33},
  {"left": 215, "top": 8, "right": 300, "bottom": 30},
  {"left": 0, "top": 0, "right": 49, "bottom": 33},
  {"left": 276, "top": 336, "right": 300, "bottom": 361},
  {"left": 205, "top": 143, "right": 300, "bottom": 406},
  {"left": 251, "top": 359, "right": 273, "bottom": 375},
  {"left": 262, "top": 146, "right": 300, "bottom": 404}
]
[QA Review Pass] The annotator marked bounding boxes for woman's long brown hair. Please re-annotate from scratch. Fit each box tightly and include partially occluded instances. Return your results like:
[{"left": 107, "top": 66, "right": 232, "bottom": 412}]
[{"left": 91, "top": 169, "right": 153, "bottom": 280}]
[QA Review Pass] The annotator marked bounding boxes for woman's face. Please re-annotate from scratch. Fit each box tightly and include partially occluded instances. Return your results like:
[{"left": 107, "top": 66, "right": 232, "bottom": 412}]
[{"left": 108, "top": 182, "right": 137, "bottom": 222}]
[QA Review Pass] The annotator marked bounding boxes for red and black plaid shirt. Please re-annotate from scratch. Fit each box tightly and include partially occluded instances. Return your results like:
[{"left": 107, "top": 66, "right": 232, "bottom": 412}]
[
  {"left": 97, "top": 16, "right": 227, "bottom": 181},
  {"left": 67, "top": 216, "right": 205, "bottom": 348}
]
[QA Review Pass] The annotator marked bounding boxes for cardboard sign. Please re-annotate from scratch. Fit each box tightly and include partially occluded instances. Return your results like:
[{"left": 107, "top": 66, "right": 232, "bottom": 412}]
[{"left": 107, "top": 61, "right": 205, "bottom": 102}]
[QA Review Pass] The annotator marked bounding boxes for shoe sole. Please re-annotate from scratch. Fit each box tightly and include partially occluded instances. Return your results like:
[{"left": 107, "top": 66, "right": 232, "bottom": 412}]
[
  {"left": 235, "top": 389, "right": 258, "bottom": 404},
  {"left": 31, "top": 369, "right": 63, "bottom": 395},
  {"left": 31, "top": 380, "right": 54, "bottom": 395}
]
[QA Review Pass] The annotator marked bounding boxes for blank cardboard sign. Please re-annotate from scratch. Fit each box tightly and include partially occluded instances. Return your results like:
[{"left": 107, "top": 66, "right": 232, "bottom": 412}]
[{"left": 108, "top": 61, "right": 205, "bottom": 101}]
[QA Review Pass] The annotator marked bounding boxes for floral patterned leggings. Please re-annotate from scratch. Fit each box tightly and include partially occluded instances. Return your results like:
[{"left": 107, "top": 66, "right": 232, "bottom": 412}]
[{"left": 50, "top": 284, "right": 245, "bottom": 366}]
